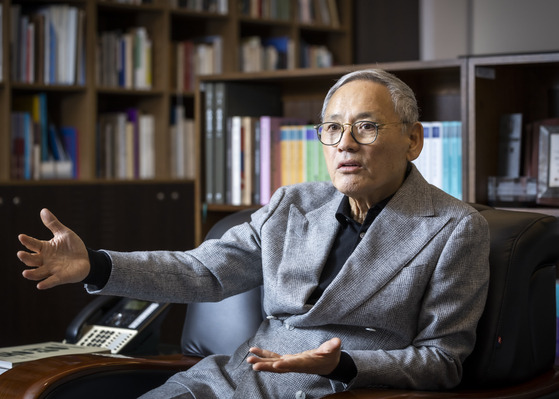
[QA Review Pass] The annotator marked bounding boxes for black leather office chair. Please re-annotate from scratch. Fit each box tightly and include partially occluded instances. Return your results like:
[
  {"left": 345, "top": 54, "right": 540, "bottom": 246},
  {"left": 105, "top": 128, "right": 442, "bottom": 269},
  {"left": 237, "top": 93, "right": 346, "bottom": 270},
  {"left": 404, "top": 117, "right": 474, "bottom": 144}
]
[{"left": 1, "top": 205, "right": 559, "bottom": 399}]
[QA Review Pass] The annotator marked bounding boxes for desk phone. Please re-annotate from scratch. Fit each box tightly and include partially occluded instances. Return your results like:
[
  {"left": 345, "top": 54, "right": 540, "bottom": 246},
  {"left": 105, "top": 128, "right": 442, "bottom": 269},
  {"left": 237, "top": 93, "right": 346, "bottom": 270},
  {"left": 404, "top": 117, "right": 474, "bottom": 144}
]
[{"left": 67, "top": 297, "right": 170, "bottom": 355}]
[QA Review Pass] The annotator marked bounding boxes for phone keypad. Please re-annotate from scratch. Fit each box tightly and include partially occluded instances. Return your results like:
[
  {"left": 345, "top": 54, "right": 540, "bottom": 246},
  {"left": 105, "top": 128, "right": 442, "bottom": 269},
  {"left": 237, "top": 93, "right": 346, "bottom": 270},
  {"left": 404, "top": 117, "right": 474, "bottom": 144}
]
[{"left": 76, "top": 326, "right": 138, "bottom": 354}]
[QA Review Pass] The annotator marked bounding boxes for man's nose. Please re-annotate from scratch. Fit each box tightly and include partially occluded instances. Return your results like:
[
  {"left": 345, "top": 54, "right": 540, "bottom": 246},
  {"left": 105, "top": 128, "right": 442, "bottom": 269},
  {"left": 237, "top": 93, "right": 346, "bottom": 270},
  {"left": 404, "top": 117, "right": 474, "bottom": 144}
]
[{"left": 337, "top": 125, "right": 359, "bottom": 149}]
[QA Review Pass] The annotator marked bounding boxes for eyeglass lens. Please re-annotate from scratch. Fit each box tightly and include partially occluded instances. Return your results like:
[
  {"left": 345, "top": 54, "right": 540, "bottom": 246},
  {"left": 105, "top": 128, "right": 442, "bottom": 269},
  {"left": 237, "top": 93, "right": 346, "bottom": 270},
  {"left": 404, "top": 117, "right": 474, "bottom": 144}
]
[{"left": 317, "top": 121, "right": 378, "bottom": 145}]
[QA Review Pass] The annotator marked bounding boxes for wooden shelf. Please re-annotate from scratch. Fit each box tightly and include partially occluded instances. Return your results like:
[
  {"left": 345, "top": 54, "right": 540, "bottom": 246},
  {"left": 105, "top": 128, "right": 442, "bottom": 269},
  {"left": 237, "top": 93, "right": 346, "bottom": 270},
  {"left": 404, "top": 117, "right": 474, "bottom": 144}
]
[
  {"left": 195, "top": 58, "right": 467, "bottom": 243},
  {"left": 195, "top": 54, "right": 559, "bottom": 243},
  {"left": 0, "top": 0, "right": 353, "bottom": 183},
  {"left": 467, "top": 52, "right": 559, "bottom": 204}
]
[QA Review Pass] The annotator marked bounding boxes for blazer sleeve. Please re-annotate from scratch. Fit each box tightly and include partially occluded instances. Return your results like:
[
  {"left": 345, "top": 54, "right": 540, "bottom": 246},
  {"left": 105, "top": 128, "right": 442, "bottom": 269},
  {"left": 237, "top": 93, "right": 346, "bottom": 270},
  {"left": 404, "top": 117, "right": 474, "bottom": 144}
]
[
  {"left": 346, "top": 210, "right": 490, "bottom": 390},
  {"left": 84, "top": 208, "right": 269, "bottom": 303}
]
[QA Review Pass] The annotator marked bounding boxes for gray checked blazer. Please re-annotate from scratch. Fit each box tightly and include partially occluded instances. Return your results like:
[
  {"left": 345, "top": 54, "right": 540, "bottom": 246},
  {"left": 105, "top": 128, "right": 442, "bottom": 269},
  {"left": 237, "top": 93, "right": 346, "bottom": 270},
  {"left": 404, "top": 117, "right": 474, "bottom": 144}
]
[{"left": 90, "top": 164, "right": 490, "bottom": 399}]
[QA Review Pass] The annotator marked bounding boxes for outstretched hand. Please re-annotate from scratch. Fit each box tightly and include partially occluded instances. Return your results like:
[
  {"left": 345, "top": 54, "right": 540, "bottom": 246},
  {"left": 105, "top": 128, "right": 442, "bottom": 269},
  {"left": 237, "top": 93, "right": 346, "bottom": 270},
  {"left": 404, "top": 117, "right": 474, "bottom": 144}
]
[
  {"left": 17, "top": 208, "right": 90, "bottom": 290},
  {"left": 247, "top": 337, "right": 342, "bottom": 376}
]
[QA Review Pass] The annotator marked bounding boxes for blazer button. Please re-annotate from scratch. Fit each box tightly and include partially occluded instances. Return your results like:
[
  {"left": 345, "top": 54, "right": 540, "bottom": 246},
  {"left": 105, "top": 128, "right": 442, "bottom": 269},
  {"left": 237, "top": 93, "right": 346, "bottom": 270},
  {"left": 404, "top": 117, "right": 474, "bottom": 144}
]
[
  {"left": 295, "top": 390, "right": 306, "bottom": 399},
  {"left": 284, "top": 323, "right": 295, "bottom": 331}
]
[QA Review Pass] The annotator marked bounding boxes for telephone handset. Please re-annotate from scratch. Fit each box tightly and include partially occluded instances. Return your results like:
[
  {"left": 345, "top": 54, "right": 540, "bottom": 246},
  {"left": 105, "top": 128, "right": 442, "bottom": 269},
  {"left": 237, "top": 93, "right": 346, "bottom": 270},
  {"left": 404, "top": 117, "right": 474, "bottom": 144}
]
[{"left": 65, "top": 296, "right": 170, "bottom": 355}]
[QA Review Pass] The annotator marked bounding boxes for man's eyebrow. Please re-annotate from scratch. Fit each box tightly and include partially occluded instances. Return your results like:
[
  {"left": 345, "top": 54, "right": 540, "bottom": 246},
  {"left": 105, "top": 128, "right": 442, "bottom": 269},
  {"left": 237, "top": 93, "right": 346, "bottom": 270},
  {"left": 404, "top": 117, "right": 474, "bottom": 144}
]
[{"left": 324, "top": 112, "right": 376, "bottom": 121}]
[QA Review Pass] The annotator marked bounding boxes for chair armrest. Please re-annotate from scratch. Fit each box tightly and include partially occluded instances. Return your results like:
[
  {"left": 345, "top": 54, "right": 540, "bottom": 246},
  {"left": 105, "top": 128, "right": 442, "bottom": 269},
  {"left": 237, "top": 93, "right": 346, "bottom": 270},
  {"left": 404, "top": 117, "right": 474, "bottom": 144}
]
[
  {"left": 0, "top": 353, "right": 201, "bottom": 399},
  {"left": 323, "top": 368, "right": 559, "bottom": 398}
]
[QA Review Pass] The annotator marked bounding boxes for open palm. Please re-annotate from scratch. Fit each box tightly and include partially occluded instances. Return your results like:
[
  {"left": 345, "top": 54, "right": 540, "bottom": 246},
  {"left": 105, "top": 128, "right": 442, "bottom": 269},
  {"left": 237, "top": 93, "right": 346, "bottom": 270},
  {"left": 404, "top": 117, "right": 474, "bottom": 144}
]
[{"left": 17, "top": 208, "right": 90, "bottom": 290}]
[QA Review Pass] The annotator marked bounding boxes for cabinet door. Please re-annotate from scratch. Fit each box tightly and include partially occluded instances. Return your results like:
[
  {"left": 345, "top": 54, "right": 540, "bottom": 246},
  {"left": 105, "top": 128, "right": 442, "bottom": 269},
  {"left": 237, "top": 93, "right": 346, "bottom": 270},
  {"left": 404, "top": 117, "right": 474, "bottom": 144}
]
[
  {"left": 0, "top": 183, "right": 194, "bottom": 347},
  {"left": 0, "top": 185, "right": 100, "bottom": 347}
]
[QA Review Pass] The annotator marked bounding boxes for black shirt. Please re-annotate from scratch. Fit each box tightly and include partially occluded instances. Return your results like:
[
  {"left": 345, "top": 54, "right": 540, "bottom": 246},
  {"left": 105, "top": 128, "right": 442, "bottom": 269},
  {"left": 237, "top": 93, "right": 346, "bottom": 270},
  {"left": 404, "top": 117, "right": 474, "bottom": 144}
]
[{"left": 307, "top": 194, "right": 392, "bottom": 305}]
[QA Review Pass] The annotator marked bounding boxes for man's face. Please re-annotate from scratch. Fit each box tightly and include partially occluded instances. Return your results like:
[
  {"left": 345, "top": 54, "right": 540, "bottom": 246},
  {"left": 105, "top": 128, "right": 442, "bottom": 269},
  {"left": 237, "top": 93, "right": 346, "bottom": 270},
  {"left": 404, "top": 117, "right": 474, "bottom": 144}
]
[{"left": 322, "top": 80, "right": 422, "bottom": 206}]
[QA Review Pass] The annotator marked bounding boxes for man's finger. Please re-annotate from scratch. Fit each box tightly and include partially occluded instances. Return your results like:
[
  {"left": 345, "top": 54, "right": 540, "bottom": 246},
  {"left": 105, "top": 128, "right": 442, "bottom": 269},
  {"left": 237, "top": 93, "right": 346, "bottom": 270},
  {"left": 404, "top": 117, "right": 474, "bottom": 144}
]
[
  {"left": 18, "top": 234, "right": 43, "bottom": 253},
  {"left": 40, "top": 208, "right": 65, "bottom": 235},
  {"left": 22, "top": 266, "right": 51, "bottom": 281},
  {"left": 318, "top": 337, "right": 342, "bottom": 354},
  {"left": 248, "top": 347, "right": 280, "bottom": 359},
  {"left": 17, "top": 250, "right": 43, "bottom": 267},
  {"left": 36, "top": 275, "right": 61, "bottom": 290}
]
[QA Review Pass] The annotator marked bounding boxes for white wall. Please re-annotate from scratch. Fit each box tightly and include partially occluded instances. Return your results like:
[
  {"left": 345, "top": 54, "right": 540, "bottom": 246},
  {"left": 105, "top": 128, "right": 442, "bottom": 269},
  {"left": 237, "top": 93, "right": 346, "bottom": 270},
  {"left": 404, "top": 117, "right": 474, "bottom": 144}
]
[{"left": 420, "top": 0, "right": 559, "bottom": 60}]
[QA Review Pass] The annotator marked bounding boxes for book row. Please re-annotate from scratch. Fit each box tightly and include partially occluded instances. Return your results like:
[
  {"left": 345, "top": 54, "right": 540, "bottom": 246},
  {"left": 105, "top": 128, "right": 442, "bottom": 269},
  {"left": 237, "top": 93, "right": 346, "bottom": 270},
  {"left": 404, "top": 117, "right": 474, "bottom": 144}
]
[
  {"left": 240, "top": 36, "right": 334, "bottom": 72},
  {"left": 96, "top": 110, "right": 155, "bottom": 180},
  {"left": 205, "top": 117, "right": 464, "bottom": 206},
  {"left": 297, "top": 0, "right": 340, "bottom": 27},
  {"left": 10, "top": 4, "right": 86, "bottom": 85},
  {"left": 173, "top": 36, "right": 223, "bottom": 92},
  {"left": 171, "top": 0, "right": 229, "bottom": 14},
  {"left": 240, "top": 36, "right": 295, "bottom": 72},
  {"left": 9, "top": 93, "right": 199, "bottom": 181},
  {"left": 494, "top": 113, "right": 559, "bottom": 206},
  {"left": 169, "top": 104, "right": 196, "bottom": 180},
  {"left": 206, "top": 115, "right": 330, "bottom": 206},
  {"left": 239, "top": 0, "right": 291, "bottom": 20},
  {"left": 412, "top": 121, "right": 463, "bottom": 200},
  {"left": 11, "top": 94, "right": 78, "bottom": 180},
  {"left": 97, "top": 27, "right": 153, "bottom": 89}
]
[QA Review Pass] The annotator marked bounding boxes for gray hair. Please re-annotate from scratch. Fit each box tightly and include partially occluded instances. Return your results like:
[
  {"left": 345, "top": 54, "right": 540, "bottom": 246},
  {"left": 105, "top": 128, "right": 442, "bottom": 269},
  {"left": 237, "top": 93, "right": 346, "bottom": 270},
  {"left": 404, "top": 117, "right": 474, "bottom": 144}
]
[{"left": 321, "top": 69, "right": 419, "bottom": 124}]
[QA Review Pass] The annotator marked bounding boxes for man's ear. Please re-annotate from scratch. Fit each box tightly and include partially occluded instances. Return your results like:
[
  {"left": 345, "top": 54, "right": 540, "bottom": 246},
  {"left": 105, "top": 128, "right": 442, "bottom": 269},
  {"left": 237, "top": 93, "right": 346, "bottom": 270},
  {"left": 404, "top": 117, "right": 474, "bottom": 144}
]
[{"left": 406, "top": 122, "right": 424, "bottom": 162}]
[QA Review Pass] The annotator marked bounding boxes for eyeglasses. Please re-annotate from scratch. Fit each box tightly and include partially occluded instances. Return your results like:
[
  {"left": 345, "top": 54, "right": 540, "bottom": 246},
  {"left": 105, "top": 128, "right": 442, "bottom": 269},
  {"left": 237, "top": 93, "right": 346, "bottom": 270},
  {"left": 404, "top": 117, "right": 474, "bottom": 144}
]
[{"left": 314, "top": 120, "right": 402, "bottom": 146}]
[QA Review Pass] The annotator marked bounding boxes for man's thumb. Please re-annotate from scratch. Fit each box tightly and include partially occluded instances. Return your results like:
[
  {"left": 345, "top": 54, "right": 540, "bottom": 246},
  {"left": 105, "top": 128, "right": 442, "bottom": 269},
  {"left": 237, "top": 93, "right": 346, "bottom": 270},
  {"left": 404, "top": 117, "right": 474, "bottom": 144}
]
[{"left": 40, "top": 208, "right": 65, "bottom": 235}]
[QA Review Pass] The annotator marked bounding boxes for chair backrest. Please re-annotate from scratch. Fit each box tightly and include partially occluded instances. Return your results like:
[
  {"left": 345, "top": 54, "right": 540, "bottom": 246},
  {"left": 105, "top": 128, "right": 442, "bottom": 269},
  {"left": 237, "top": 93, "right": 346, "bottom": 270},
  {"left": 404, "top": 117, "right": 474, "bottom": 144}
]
[
  {"left": 461, "top": 205, "right": 559, "bottom": 388},
  {"left": 180, "top": 205, "right": 559, "bottom": 389},
  {"left": 181, "top": 209, "right": 262, "bottom": 357}
]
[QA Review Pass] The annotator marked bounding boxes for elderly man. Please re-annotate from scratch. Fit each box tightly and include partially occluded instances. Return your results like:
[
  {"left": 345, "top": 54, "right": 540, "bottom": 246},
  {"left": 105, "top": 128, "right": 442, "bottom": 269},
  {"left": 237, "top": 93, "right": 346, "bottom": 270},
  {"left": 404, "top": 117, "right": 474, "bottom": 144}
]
[{"left": 17, "top": 69, "right": 489, "bottom": 399}]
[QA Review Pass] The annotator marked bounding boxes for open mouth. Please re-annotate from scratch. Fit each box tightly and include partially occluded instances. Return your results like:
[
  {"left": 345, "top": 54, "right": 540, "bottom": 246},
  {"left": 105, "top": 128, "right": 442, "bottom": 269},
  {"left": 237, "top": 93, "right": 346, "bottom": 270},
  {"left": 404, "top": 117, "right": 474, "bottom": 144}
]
[{"left": 338, "top": 160, "right": 362, "bottom": 170}]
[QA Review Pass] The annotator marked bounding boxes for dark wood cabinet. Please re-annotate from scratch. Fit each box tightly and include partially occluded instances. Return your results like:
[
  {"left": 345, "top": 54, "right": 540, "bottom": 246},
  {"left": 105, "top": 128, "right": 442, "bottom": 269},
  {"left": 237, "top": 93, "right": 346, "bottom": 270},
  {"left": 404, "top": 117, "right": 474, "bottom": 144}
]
[{"left": 0, "top": 182, "right": 194, "bottom": 347}]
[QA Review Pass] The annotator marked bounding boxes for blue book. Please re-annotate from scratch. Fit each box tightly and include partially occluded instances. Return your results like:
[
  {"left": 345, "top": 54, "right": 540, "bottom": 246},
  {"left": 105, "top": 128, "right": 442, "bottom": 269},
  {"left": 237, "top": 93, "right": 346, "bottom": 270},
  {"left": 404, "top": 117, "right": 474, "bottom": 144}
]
[
  {"left": 60, "top": 126, "right": 79, "bottom": 178},
  {"left": 48, "top": 16, "right": 56, "bottom": 84},
  {"left": 22, "top": 113, "right": 32, "bottom": 180},
  {"left": 38, "top": 94, "right": 48, "bottom": 161},
  {"left": 262, "top": 36, "right": 291, "bottom": 69},
  {"left": 47, "top": 124, "right": 63, "bottom": 161}
]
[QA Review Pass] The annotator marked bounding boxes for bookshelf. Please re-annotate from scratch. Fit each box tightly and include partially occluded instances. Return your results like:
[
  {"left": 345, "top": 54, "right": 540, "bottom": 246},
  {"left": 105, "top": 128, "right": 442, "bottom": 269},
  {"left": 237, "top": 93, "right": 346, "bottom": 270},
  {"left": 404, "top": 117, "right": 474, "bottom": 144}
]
[
  {"left": 195, "top": 53, "right": 559, "bottom": 244},
  {"left": 0, "top": 0, "right": 353, "bottom": 347},
  {"left": 0, "top": 0, "right": 353, "bottom": 183},
  {"left": 195, "top": 59, "right": 468, "bottom": 243},
  {"left": 467, "top": 53, "right": 559, "bottom": 208}
]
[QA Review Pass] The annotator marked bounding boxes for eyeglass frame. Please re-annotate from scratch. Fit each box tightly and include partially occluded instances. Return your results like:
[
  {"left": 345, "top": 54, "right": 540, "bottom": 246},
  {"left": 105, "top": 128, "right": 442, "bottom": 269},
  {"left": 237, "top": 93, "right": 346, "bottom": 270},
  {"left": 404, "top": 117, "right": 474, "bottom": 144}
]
[{"left": 314, "top": 120, "right": 404, "bottom": 146}]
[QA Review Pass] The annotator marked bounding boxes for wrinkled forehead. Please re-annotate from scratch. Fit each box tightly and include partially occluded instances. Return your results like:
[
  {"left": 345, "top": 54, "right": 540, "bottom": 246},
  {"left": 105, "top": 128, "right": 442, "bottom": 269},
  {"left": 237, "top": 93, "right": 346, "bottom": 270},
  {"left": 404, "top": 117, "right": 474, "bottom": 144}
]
[{"left": 323, "top": 81, "right": 395, "bottom": 122}]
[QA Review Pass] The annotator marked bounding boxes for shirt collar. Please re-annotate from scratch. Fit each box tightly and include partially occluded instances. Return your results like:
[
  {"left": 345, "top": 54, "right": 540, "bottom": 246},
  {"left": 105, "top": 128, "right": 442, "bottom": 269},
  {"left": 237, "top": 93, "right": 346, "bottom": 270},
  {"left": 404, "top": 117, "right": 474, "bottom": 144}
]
[{"left": 334, "top": 162, "right": 412, "bottom": 227}]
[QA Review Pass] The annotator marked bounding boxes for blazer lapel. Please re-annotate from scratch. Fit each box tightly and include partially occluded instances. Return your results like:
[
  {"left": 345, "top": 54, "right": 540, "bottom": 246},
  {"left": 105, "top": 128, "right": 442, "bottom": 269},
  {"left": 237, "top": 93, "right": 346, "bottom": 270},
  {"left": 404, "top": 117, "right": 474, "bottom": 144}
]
[
  {"left": 300, "top": 167, "right": 451, "bottom": 321},
  {"left": 269, "top": 190, "right": 343, "bottom": 313}
]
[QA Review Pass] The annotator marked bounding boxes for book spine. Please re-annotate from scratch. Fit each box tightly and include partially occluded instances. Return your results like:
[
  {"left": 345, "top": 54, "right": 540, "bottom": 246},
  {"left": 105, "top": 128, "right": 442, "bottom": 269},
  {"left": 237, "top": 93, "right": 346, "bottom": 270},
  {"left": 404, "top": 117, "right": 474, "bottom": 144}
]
[
  {"left": 230, "top": 116, "right": 242, "bottom": 206},
  {"left": 205, "top": 82, "right": 215, "bottom": 203},
  {"left": 214, "top": 82, "right": 225, "bottom": 203},
  {"left": 259, "top": 116, "right": 272, "bottom": 204},
  {"left": 60, "top": 126, "right": 79, "bottom": 179},
  {"left": 253, "top": 118, "right": 261, "bottom": 205},
  {"left": 242, "top": 116, "right": 254, "bottom": 205}
]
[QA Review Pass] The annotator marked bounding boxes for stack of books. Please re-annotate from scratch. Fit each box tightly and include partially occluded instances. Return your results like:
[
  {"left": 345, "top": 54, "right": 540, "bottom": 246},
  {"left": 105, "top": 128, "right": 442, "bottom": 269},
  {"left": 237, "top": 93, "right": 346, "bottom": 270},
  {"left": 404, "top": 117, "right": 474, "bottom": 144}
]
[
  {"left": 413, "top": 121, "right": 462, "bottom": 200},
  {"left": 96, "top": 109, "right": 155, "bottom": 179},
  {"left": 10, "top": 4, "right": 85, "bottom": 85},
  {"left": 238, "top": 0, "right": 290, "bottom": 20},
  {"left": 174, "top": 36, "right": 222, "bottom": 93},
  {"left": 169, "top": 104, "right": 196, "bottom": 180},
  {"left": 240, "top": 36, "right": 295, "bottom": 72},
  {"left": 97, "top": 27, "right": 152, "bottom": 89},
  {"left": 172, "top": 0, "right": 228, "bottom": 14},
  {"left": 11, "top": 93, "right": 78, "bottom": 180}
]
